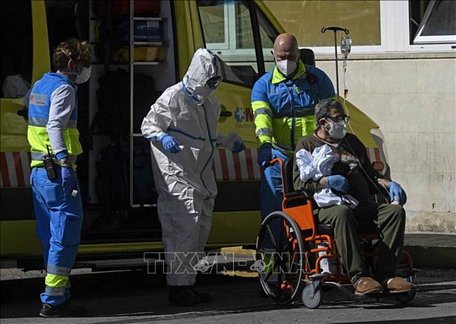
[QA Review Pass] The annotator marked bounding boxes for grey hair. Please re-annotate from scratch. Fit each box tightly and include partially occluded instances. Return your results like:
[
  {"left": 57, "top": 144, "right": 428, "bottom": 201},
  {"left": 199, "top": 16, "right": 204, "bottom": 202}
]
[{"left": 315, "top": 99, "right": 344, "bottom": 127}]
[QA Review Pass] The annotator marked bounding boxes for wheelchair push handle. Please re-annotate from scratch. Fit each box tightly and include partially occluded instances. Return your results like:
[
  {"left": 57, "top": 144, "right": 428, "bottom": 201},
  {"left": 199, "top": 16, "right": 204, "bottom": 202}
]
[{"left": 268, "top": 157, "right": 284, "bottom": 168}]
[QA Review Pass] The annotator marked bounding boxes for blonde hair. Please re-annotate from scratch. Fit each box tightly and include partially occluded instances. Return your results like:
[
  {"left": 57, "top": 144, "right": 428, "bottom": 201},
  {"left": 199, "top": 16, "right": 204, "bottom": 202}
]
[{"left": 53, "top": 38, "right": 90, "bottom": 71}]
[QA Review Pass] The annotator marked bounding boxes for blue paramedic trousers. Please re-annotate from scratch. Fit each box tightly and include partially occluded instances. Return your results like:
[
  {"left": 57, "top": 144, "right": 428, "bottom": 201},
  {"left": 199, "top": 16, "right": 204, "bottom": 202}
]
[
  {"left": 259, "top": 148, "right": 288, "bottom": 250},
  {"left": 30, "top": 167, "right": 83, "bottom": 306}
]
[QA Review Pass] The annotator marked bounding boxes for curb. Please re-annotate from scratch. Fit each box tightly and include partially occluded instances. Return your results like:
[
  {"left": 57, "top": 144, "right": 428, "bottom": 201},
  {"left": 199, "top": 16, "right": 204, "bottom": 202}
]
[
  {"left": 221, "top": 245, "right": 456, "bottom": 270},
  {"left": 404, "top": 245, "right": 456, "bottom": 269}
]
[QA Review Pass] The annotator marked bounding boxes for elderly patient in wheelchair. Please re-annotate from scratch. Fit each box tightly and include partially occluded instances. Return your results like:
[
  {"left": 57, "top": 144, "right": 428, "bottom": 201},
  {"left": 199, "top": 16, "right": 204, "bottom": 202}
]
[{"left": 292, "top": 98, "right": 414, "bottom": 296}]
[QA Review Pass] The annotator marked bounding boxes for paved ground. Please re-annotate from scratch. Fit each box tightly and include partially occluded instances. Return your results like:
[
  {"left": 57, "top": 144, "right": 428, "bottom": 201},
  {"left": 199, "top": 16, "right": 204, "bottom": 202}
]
[
  {"left": 1, "top": 233, "right": 455, "bottom": 323},
  {"left": 1, "top": 265, "right": 456, "bottom": 324}
]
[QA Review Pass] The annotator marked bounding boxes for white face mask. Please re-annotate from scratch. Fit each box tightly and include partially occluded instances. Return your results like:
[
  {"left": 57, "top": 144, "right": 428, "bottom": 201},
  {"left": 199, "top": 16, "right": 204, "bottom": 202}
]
[
  {"left": 325, "top": 119, "right": 347, "bottom": 139},
  {"left": 276, "top": 59, "right": 297, "bottom": 77},
  {"left": 75, "top": 66, "right": 91, "bottom": 84}
]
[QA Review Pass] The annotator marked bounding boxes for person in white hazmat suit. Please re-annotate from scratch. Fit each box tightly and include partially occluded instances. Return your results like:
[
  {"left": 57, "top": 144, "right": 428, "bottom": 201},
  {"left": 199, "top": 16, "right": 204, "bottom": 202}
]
[{"left": 141, "top": 48, "right": 244, "bottom": 306}]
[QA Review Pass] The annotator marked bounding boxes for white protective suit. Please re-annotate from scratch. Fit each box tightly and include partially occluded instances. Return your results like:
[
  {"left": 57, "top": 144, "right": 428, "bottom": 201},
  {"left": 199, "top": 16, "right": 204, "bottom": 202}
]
[{"left": 141, "top": 49, "right": 224, "bottom": 286}]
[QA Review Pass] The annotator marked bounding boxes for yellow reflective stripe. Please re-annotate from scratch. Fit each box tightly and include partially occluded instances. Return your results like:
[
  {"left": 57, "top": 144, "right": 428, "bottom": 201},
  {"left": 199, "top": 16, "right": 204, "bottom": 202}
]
[
  {"left": 252, "top": 100, "right": 271, "bottom": 112},
  {"left": 45, "top": 273, "right": 69, "bottom": 288},
  {"left": 31, "top": 160, "right": 45, "bottom": 167}
]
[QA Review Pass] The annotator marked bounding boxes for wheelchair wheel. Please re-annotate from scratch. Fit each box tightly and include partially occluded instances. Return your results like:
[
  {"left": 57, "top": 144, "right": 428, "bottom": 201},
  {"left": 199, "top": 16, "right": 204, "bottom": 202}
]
[
  {"left": 256, "top": 211, "right": 305, "bottom": 304},
  {"left": 302, "top": 283, "right": 322, "bottom": 309}
]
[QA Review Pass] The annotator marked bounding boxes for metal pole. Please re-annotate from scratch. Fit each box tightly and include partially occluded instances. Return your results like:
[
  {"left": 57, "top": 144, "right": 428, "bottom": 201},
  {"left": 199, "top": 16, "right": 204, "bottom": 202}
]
[
  {"left": 333, "top": 30, "right": 339, "bottom": 98},
  {"left": 129, "top": 0, "right": 134, "bottom": 207},
  {"left": 248, "top": 0, "right": 265, "bottom": 77},
  {"left": 321, "top": 27, "right": 350, "bottom": 99}
]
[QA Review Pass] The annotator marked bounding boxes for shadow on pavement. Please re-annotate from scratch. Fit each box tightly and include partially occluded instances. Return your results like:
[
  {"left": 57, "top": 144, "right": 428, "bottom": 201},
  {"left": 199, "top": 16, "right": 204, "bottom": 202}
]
[
  {"left": 1, "top": 268, "right": 455, "bottom": 319},
  {"left": 1, "top": 270, "right": 285, "bottom": 319}
]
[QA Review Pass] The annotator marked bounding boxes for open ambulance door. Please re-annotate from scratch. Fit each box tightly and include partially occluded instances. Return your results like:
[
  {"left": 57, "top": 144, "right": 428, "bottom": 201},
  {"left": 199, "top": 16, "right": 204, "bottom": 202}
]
[{"left": 188, "top": 0, "right": 281, "bottom": 246}]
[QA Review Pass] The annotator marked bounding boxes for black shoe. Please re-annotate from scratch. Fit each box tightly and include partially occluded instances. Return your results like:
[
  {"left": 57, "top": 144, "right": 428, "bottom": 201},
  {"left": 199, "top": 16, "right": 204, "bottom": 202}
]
[
  {"left": 190, "top": 287, "right": 212, "bottom": 303},
  {"left": 39, "top": 301, "right": 86, "bottom": 318},
  {"left": 169, "top": 286, "right": 202, "bottom": 306}
]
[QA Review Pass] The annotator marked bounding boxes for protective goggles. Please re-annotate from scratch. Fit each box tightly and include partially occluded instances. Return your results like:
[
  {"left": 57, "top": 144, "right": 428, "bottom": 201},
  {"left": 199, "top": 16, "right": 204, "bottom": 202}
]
[
  {"left": 206, "top": 76, "right": 222, "bottom": 89},
  {"left": 325, "top": 114, "right": 350, "bottom": 123}
]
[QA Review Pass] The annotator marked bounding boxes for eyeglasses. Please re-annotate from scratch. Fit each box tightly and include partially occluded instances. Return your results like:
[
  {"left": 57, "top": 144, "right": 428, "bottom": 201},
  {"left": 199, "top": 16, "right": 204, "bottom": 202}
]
[
  {"left": 206, "top": 76, "right": 222, "bottom": 89},
  {"left": 325, "top": 115, "right": 350, "bottom": 123}
]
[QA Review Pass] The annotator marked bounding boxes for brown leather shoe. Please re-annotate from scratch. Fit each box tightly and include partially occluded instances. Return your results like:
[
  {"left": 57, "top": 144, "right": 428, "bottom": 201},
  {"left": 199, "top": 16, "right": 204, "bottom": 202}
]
[
  {"left": 386, "top": 277, "right": 415, "bottom": 294},
  {"left": 354, "top": 277, "right": 383, "bottom": 295}
]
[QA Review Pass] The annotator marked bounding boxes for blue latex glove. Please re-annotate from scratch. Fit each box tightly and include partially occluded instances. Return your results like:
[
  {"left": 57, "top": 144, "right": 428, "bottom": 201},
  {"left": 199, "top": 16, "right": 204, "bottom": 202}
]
[
  {"left": 388, "top": 181, "right": 407, "bottom": 205},
  {"left": 326, "top": 175, "right": 349, "bottom": 193},
  {"left": 61, "top": 166, "right": 76, "bottom": 195},
  {"left": 257, "top": 143, "right": 272, "bottom": 168},
  {"left": 160, "top": 134, "right": 181, "bottom": 153},
  {"left": 232, "top": 141, "right": 245, "bottom": 154}
]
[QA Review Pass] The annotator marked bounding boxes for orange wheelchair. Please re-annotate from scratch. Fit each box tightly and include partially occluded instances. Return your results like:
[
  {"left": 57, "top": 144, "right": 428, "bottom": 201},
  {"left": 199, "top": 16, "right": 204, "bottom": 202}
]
[{"left": 255, "top": 158, "right": 418, "bottom": 308}]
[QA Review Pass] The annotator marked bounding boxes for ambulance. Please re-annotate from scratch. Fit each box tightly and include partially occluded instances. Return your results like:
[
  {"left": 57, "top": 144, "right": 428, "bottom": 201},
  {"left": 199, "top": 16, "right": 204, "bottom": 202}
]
[{"left": 0, "top": 0, "right": 387, "bottom": 269}]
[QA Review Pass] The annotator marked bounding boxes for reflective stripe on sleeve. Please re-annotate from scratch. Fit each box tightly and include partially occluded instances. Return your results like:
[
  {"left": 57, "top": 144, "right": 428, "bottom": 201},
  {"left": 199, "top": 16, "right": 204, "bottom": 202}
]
[
  {"left": 253, "top": 108, "right": 272, "bottom": 118},
  {"left": 256, "top": 128, "right": 273, "bottom": 137}
]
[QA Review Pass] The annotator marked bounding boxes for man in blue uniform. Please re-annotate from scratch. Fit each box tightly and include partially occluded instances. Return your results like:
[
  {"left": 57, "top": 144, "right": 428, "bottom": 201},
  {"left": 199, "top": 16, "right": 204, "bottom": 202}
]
[
  {"left": 28, "top": 39, "right": 90, "bottom": 317},
  {"left": 251, "top": 33, "right": 335, "bottom": 226}
]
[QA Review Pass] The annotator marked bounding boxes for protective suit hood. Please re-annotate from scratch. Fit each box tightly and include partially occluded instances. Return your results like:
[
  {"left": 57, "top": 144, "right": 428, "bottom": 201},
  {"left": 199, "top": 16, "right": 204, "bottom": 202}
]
[{"left": 183, "top": 48, "right": 222, "bottom": 102}]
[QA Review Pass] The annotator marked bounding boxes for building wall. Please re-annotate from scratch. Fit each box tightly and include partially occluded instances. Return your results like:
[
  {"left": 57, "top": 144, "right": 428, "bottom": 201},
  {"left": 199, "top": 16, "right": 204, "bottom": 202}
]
[{"left": 316, "top": 54, "right": 456, "bottom": 233}]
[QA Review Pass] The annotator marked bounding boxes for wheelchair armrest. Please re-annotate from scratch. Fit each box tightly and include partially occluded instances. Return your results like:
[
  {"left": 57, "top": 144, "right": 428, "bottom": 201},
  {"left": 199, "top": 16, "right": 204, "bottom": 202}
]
[{"left": 284, "top": 191, "right": 307, "bottom": 200}]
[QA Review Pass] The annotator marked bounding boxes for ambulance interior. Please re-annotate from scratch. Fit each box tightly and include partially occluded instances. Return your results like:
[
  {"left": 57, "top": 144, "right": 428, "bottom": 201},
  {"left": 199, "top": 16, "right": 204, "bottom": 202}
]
[{"left": 0, "top": 0, "right": 283, "bottom": 245}]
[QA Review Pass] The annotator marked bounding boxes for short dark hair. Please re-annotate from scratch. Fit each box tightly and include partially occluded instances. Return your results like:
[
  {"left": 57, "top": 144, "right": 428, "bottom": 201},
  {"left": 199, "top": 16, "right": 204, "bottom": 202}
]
[{"left": 315, "top": 99, "right": 344, "bottom": 126}]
